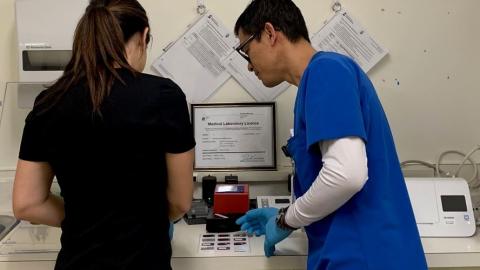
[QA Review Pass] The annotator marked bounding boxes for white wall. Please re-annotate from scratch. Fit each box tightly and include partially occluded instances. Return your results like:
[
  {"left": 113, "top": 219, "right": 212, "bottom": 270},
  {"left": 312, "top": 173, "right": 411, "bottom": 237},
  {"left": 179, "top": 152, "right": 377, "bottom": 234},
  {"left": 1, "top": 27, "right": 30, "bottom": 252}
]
[
  {"left": 0, "top": 0, "right": 19, "bottom": 171},
  {"left": 1, "top": 0, "right": 480, "bottom": 174}
]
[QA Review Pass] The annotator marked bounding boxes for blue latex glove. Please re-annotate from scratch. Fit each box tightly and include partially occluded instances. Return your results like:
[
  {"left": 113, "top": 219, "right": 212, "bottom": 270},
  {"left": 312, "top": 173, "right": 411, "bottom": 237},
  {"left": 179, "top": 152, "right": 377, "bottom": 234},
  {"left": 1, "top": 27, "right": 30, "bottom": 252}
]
[
  {"left": 236, "top": 207, "right": 278, "bottom": 236},
  {"left": 263, "top": 214, "right": 292, "bottom": 257},
  {"left": 236, "top": 208, "right": 292, "bottom": 257},
  {"left": 169, "top": 222, "right": 174, "bottom": 241}
]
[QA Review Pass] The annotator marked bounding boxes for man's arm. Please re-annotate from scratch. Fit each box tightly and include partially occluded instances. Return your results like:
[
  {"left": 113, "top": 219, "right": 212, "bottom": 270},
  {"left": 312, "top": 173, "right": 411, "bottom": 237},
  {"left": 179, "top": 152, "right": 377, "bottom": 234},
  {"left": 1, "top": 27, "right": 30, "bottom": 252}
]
[{"left": 285, "top": 137, "right": 368, "bottom": 228}]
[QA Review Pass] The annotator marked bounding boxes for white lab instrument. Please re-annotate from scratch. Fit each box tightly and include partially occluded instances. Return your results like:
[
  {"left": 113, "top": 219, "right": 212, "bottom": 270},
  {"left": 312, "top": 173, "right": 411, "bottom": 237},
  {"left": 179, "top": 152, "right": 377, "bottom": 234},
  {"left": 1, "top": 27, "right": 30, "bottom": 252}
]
[
  {"left": 15, "top": 0, "right": 88, "bottom": 108},
  {"left": 405, "top": 178, "right": 476, "bottom": 237},
  {"left": 256, "top": 196, "right": 291, "bottom": 209}
]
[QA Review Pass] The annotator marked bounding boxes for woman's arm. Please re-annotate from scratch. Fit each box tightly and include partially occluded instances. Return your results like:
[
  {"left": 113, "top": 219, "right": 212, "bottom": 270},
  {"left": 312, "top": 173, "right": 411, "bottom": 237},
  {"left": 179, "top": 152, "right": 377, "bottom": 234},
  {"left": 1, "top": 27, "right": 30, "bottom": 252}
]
[
  {"left": 13, "top": 160, "right": 64, "bottom": 227},
  {"left": 166, "top": 148, "right": 194, "bottom": 221}
]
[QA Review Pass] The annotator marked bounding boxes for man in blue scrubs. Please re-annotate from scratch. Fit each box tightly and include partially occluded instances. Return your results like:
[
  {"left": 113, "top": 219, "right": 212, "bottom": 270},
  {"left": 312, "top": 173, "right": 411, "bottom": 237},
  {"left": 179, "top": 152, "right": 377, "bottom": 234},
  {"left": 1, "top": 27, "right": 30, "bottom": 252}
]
[{"left": 234, "top": 0, "right": 428, "bottom": 269}]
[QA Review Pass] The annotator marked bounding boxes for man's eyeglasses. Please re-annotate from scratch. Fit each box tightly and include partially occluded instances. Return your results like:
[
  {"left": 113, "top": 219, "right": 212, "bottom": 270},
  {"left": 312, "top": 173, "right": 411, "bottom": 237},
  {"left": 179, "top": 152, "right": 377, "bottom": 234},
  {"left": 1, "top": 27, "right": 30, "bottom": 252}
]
[{"left": 235, "top": 33, "right": 256, "bottom": 63}]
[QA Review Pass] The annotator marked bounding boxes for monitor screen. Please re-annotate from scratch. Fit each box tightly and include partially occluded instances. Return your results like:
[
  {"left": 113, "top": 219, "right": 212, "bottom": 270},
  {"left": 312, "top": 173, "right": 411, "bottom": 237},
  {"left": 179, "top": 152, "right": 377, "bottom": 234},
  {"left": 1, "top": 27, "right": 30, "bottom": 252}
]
[
  {"left": 441, "top": 195, "right": 467, "bottom": 212},
  {"left": 191, "top": 103, "right": 276, "bottom": 171}
]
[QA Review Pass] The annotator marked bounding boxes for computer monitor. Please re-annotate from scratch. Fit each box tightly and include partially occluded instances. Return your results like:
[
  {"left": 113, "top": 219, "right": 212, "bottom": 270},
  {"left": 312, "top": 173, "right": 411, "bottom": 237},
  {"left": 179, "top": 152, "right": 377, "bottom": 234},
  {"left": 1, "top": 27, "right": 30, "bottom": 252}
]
[{"left": 191, "top": 102, "right": 276, "bottom": 171}]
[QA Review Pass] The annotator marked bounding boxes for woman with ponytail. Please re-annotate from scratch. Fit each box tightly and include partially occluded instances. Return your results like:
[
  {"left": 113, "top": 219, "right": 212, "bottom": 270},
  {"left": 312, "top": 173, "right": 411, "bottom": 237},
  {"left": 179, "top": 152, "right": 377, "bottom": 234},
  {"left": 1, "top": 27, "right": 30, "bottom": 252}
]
[{"left": 12, "top": 1, "right": 195, "bottom": 269}]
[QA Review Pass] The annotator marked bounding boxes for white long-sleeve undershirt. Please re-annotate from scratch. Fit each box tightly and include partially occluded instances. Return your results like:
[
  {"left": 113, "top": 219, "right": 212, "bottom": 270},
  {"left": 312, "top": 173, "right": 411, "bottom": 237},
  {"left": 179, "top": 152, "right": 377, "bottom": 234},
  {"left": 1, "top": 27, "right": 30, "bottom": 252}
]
[{"left": 285, "top": 137, "right": 368, "bottom": 228}]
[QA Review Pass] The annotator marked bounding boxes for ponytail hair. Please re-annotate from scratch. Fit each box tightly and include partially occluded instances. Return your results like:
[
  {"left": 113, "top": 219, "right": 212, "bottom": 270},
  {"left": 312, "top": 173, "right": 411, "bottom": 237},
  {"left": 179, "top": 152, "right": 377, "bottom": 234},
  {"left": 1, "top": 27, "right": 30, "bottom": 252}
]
[{"left": 36, "top": 0, "right": 150, "bottom": 114}]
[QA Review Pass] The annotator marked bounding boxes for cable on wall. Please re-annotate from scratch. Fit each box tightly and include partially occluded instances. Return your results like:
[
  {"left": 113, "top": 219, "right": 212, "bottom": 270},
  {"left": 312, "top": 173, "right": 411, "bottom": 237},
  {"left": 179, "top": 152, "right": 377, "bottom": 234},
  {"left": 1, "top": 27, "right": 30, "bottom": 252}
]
[
  {"left": 436, "top": 149, "right": 479, "bottom": 188},
  {"left": 400, "top": 160, "right": 445, "bottom": 177},
  {"left": 452, "top": 146, "right": 480, "bottom": 187},
  {"left": 401, "top": 144, "right": 480, "bottom": 189}
]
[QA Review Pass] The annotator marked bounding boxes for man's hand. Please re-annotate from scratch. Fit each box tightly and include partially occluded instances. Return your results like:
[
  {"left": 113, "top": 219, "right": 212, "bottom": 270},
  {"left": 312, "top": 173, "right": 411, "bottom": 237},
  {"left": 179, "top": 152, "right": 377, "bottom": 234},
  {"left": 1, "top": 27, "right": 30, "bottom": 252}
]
[{"left": 236, "top": 208, "right": 292, "bottom": 257}]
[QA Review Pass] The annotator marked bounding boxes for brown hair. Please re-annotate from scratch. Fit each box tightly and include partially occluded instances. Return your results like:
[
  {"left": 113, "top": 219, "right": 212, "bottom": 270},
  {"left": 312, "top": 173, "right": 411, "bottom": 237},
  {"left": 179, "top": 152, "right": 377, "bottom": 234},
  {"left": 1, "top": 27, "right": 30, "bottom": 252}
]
[{"left": 36, "top": 0, "right": 150, "bottom": 114}]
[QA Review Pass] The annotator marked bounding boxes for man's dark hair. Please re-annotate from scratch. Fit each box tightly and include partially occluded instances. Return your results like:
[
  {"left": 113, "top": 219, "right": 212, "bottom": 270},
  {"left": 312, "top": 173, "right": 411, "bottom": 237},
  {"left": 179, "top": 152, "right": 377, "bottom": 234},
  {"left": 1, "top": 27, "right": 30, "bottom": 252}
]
[{"left": 234, "top": 0, "right": 310, "bottom": 43}]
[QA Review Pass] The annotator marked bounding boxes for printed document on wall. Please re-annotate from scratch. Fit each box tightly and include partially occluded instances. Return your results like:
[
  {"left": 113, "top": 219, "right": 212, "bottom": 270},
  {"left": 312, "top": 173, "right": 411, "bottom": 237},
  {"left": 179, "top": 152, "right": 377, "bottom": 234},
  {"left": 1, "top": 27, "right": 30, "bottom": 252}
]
[
  {"left": 222, "top": 52, "right": 290, "bottom": 102},
  {"left": 151, "top": 12, "right": 237, "bottom": 103},
  {"left": 311, "top": 9, "right": 388, "bottom": 73},
  {"left": 192, "top": 104, "right": 275, "bottom": 170}
]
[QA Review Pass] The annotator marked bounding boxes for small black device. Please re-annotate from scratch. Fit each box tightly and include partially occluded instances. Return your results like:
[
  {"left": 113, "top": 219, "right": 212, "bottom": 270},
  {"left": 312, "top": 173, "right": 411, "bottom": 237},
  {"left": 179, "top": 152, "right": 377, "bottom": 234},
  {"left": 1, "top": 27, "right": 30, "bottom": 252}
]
[
  {"left": 205, "top": 212, "right": 242, "bottom": 233},
  {"left": 202, "top": 175, "right": 217, "bottom": 206},
  {"left": 287, "top": 174, "right": 293, "bottom": 193},
  {"left": 281, "top": 145, "right": 291, "bottom": 157},
  {"left": 224, "top": 174, "right": 238, "bottom": 184},
  {"left": 184, "top": 199, "right": 209, "bottom": 225}
]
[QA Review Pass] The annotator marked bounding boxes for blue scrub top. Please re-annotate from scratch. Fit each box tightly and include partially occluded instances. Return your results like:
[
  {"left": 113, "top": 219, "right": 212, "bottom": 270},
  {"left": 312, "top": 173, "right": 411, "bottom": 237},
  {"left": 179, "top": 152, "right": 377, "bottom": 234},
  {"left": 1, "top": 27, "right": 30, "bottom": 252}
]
[{"left": 287, "top": 51, "right": 427, "bottom": 270}]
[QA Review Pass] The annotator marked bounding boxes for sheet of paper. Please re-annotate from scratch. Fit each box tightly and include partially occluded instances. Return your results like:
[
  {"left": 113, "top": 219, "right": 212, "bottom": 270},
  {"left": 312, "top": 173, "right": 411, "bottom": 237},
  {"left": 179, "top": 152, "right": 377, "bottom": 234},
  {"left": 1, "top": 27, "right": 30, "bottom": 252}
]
[
  {"left": 311, "top": 9, "right": 388, "bottom": 72},
  {"left": 192, "top": 104, "right": 275, "bottom": 170},
  {"left": 198, "top": 232, "right": 250, "bottom": 255},
  {"left": 151, "top": 12, "right": 238, "bottom": 103},
  {"left": 221, "top": 51, "right": 291, "bottom": 101}
]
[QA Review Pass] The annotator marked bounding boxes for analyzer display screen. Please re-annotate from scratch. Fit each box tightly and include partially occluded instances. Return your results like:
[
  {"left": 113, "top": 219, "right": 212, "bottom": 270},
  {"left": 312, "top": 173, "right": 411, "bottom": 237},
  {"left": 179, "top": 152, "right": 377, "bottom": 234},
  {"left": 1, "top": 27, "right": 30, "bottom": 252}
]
[{"left": 441, "top": 195, "right": 467, "bottom": 212}]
